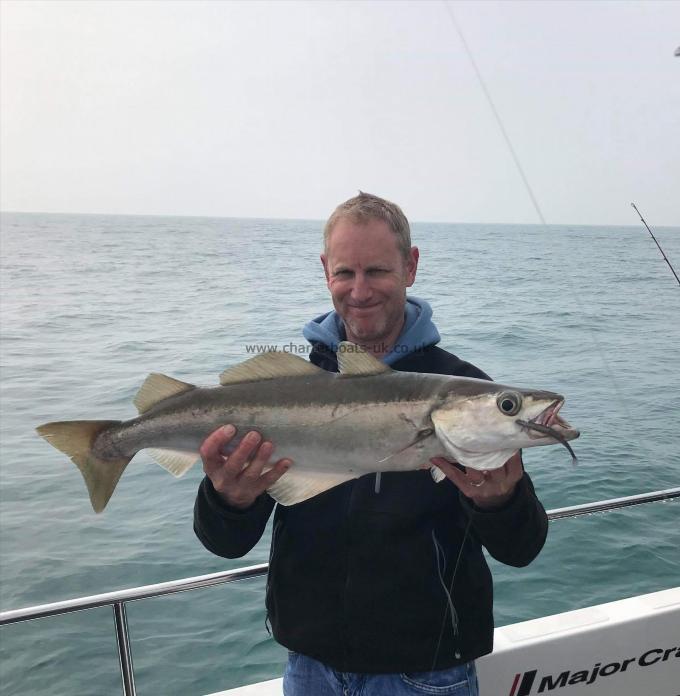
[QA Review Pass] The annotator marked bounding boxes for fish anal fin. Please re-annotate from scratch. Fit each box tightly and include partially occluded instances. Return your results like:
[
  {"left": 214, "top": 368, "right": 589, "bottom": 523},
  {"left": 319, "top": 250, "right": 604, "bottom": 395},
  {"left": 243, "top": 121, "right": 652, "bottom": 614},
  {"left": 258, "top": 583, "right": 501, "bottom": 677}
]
[
  {"left": 146, "top": 448, "right": 198, "bottom": 477},
  {"left": 267, "top": 469, "right": 358, "bottom": 506},
  {"left": 219, "top": 352, "right": 323, "bottom": 386},
  {"left": 134, "top": 374, "right": 195, "bottom": 414},
  {"left": 337, "top": 342, "right": 391, "bottom": 376}
]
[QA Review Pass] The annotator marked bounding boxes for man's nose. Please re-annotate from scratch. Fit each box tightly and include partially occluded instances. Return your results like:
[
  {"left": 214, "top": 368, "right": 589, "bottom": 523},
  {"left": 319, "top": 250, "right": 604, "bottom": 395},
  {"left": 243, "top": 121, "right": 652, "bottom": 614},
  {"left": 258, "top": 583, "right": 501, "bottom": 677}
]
[{"left": 350, "top": 273, "right": 372, "bottom": 302}]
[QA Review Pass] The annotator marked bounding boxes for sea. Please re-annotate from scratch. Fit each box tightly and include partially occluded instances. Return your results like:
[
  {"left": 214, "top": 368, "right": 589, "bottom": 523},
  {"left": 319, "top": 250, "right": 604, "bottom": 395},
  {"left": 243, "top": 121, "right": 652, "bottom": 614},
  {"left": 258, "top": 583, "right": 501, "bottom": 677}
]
[{"left": 0, "top": 212, "right": 678, "bottom": 696}]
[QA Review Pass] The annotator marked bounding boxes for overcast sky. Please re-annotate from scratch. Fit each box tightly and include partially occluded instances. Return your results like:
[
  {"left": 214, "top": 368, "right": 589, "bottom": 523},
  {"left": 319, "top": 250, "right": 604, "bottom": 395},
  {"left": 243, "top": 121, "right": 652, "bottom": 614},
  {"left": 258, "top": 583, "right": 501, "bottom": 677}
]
[{"left": 1, "top": 0, "right": 678, "bottom": 225}]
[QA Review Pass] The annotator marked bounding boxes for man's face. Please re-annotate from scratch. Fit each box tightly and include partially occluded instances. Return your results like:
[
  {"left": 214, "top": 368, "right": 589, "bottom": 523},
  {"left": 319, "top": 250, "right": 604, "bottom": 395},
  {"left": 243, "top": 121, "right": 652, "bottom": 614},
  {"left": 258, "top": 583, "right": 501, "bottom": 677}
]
[{"left": 321, "top": 217, "right": 419, "bottom": 347}]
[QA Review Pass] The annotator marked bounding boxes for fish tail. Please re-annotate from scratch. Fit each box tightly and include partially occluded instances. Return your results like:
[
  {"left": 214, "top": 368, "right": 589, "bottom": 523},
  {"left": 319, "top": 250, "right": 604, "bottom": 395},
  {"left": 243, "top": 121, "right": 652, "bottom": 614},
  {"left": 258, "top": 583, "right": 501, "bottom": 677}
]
[{"left": 36, "top": 420, "right": 130, "bottom": 513}]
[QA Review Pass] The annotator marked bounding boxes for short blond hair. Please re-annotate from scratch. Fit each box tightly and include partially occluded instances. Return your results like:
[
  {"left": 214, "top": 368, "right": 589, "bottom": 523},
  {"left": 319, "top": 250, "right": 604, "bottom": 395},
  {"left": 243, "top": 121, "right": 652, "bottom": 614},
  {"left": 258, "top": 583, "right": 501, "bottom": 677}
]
[{"left": 324, "top": 192, "right": 412, "bottom": 259}]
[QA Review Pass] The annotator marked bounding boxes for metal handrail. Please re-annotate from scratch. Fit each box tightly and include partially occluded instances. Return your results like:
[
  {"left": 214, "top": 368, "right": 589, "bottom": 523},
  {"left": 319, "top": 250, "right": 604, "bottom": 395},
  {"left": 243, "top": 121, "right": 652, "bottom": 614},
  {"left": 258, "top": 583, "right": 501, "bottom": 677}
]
[
  {"left": 1, "top": 486, "right": 679, "bottom": 695},
  {"left": 0, "top": 562, "right": 269, "bottom": 626},
  {"left": 0, "top": 562, "right": 268, "bottom": 696},
  {"left": 546, "top": 486, "right": 680, "bottom": 520}
]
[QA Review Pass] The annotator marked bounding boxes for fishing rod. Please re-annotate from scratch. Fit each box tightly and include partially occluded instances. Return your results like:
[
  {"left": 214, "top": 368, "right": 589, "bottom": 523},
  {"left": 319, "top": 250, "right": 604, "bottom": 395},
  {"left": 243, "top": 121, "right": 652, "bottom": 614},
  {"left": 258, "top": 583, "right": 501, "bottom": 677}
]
[
  {"left": 441, "top": 1, "right": 638, "bottom": 425},
  {"left": 631, "top": 202, "right": 680, "bottom": 287}
]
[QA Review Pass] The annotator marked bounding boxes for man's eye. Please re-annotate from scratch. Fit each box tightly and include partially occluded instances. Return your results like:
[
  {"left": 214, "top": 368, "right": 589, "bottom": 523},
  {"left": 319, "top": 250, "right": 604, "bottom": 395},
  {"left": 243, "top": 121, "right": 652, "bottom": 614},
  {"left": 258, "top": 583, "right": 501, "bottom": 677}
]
[
  {"left": 368, "top": 269, "right": 388, "bottom": 275},
  {"left": 334, "top": 270, "right": 352, "bottom": 277}
]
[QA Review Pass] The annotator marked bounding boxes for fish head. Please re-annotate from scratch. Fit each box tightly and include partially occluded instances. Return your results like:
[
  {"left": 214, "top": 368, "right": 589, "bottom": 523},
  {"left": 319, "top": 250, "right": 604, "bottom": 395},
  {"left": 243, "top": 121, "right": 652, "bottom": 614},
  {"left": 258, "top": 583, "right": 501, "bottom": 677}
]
[{"left": 430, "top": 381, "right": 579, "bottom": 470}]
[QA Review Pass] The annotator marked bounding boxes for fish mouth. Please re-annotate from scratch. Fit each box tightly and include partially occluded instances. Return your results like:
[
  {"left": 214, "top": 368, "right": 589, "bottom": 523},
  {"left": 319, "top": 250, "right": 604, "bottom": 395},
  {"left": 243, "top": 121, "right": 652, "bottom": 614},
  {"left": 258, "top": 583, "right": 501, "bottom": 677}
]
[
  {"left": 518, "top": 399, "right": 579, "bottom": 441},
  {"left": 516, "top": 399, "right": 580, "bottom": 465}
]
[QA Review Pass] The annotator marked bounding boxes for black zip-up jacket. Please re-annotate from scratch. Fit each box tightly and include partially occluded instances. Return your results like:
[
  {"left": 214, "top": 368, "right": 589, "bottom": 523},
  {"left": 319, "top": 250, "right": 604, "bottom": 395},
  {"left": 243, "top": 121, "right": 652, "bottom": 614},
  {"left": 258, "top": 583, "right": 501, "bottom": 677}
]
[{"left": 194, "top": 343, "right": 548, "bottom": 673}]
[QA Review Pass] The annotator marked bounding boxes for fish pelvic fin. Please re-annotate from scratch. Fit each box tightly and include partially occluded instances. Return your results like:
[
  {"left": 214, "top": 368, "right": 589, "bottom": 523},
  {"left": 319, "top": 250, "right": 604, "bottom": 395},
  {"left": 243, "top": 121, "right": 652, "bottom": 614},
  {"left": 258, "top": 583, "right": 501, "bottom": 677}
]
[
  {"left": 337, "top": 342, "right": 391, "bottom": 376},
  {"left": 267, "top": 469, "right": 358, "bottom": 506},
  {"left": 36, "top": 420, "right": 130, "bottom": 513},
  {"left": 133, "top": 373, "right": 195, "bottom": 414}
]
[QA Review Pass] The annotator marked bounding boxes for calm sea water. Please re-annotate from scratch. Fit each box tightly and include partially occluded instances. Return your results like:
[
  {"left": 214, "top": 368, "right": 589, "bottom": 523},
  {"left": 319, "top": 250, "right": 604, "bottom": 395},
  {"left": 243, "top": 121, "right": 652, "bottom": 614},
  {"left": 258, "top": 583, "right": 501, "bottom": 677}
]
[{"left": 0, "top": 212, "right": 678, "bottom": 696}]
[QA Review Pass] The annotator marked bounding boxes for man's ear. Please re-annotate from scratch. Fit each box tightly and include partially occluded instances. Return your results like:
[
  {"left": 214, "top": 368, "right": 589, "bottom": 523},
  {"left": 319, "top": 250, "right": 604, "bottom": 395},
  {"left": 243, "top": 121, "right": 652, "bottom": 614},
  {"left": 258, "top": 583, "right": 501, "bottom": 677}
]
[
  {"left": 321, "top": 253, "right": 330, "bottom": 283},
  {"left": 406, "top": 246, "right": 419, "bottom": 287}
]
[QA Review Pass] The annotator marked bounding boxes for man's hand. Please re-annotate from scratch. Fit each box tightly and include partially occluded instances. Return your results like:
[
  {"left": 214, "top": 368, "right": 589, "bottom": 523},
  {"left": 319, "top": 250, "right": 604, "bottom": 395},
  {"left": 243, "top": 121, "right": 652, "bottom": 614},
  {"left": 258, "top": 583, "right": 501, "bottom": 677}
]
[
  {"left": 200, "top": 425, "right": 292, "bottom": 510},
  {"left": 431, "top": 451, "right": 523, "bottom": 510}
]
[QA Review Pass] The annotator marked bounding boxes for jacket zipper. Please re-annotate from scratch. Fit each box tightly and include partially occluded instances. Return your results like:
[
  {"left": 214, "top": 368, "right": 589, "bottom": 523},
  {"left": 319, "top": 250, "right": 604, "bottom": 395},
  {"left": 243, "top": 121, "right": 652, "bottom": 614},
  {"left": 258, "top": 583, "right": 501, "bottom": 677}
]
[{"left": 340, "top": 482, "right": 356, "bottom": 669}]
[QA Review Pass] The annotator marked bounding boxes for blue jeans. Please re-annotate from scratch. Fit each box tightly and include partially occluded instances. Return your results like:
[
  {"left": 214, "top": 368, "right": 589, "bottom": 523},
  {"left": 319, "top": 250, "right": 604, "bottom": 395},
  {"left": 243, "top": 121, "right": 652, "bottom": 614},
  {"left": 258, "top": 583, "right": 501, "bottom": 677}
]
[{"left": 283, "top": 651, "right": 479, "bottom": 696}]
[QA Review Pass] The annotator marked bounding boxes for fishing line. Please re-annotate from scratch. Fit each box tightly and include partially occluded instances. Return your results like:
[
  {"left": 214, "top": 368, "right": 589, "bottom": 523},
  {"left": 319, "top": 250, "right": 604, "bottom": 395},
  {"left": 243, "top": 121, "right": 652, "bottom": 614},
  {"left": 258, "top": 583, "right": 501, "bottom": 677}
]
[
  {"left": 631, "top": 202, "right": 680, "bottom": 287},
  {"left": 441, "top": 0, "right": 632, "bottom": 423},
  {"left": 432, "top": 531, "right": 459, "bottom": 639},
  {"left": 430, "top": 520, "right": 471, "bottom": 671}
]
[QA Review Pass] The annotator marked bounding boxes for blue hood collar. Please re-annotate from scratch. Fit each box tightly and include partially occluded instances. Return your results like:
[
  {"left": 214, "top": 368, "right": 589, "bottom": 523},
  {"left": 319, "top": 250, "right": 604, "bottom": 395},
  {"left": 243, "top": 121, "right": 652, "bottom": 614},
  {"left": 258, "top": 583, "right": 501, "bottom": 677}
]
[{"left": 302, "top": 296, "right": 440, "bottom": 366}]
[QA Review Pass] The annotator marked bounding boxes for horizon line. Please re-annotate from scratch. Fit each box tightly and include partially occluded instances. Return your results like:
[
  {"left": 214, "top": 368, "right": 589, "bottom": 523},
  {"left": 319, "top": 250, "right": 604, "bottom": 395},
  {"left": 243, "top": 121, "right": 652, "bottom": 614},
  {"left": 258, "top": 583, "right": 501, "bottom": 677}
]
[{"left": 1, "top": 209, "right": 674, "bottom": 230}]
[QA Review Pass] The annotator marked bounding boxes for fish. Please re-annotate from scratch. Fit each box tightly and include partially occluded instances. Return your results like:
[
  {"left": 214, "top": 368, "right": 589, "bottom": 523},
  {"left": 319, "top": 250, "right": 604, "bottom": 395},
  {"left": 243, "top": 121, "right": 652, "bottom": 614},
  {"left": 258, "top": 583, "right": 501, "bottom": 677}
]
[{"left": 36, "top": 342, "right": 579, "bottom": 512}]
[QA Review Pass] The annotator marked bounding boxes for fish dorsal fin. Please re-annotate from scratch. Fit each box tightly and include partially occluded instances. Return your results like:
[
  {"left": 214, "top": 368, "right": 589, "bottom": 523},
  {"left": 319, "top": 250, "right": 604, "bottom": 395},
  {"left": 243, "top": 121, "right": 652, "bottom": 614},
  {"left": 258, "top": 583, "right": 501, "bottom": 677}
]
[
  {"left": 133, "top": 373, "right": 195, "bottom": 414},
  {"left": 337, "top": 342, "right": 391, "bottom": 376},
  {"left": 219, "top": 352, "right": 323, "bottom": 386}
]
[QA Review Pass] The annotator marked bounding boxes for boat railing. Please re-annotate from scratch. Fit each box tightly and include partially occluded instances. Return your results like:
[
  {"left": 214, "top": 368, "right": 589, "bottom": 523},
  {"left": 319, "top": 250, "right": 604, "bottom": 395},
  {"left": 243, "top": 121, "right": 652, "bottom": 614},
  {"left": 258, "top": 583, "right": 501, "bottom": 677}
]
[{"left": 1, "top": 487, "right": 679, "bottom": 696}]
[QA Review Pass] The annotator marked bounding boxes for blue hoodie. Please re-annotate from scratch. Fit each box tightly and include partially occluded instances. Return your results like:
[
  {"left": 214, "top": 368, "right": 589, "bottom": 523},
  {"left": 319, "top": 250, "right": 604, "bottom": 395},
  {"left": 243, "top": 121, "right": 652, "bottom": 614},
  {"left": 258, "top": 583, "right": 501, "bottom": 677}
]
[{"left": 302, "top": 296, "right": 441, "bottom": 366}]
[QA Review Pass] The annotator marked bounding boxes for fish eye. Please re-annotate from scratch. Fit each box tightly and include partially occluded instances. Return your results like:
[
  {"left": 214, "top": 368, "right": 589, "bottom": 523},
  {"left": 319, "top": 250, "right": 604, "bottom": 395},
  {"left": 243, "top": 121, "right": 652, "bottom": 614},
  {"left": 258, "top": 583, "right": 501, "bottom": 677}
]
[{"left": 497, "top": 392, "right": 522, "bottom": 416}]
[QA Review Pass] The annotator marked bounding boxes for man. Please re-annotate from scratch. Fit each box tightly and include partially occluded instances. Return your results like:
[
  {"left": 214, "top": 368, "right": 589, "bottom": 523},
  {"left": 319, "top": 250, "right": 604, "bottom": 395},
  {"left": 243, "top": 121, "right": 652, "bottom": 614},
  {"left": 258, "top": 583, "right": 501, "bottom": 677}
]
[{"left": 194, "top": 193, "right": 548, "bottom": 695}]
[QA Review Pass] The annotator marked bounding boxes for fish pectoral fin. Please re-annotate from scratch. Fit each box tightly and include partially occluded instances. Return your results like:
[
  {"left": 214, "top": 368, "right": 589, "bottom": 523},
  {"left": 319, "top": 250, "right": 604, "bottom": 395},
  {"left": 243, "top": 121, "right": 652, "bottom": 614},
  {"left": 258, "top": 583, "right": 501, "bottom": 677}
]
[
  {"left": 337, "top": 342, "right": 391, "bottom": 376},
  {"left": 133, "top": 374, "right": 195, "bottom": 414},
  {"left": 219, "top": 352, "right": 323, "bottom": 385},
  {"left": 267, "top": 470, "right": 358, "bottom": 506},
  {"left": 377, "top": 427, "right": 435, "bottom": 463},
  {"left": 146, "top": 448, "right": 199, "bottom": 477}
]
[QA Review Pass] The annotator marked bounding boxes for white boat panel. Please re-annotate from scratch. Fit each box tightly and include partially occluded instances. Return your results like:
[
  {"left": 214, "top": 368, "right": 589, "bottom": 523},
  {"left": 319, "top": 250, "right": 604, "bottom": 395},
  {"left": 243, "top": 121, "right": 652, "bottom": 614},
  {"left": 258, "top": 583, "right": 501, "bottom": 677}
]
[
  {"left": 640, "top": 586, "right": 680, "bottom": 610},
  {"left": 209, "top": 587, "right": 680, "bottom": 696},
  {"left": 501, "top": 607, "right": 609, "bottom": 643},
  {"left": 207, "top": 677, "right": 282, "bottom": 695},
  {"left": 477, "top": 587, "right": 680, "bottom": 696}
]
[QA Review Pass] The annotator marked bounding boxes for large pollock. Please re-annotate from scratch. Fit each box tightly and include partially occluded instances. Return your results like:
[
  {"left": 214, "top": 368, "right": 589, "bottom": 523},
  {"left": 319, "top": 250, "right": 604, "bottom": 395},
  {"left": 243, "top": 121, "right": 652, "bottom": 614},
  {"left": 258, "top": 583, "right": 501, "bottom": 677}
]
[{"left": 36, "top": 343, "right": 579, "bottom": 512}]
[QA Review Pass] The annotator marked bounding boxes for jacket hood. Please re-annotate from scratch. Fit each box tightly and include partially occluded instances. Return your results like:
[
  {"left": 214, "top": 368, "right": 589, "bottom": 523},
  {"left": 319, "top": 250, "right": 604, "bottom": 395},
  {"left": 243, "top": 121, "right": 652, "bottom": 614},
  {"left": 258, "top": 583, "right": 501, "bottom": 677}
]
[{"left": 302, "top": 295, "right": 440, "bottom": 366}]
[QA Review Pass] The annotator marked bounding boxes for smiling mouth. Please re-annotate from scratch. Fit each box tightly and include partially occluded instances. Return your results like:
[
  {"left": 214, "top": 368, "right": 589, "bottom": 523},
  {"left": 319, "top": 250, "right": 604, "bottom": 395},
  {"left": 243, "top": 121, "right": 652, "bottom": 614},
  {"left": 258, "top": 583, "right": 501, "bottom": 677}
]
[{"left": 348, "top": 304, "right": 381, "bottom": 312}]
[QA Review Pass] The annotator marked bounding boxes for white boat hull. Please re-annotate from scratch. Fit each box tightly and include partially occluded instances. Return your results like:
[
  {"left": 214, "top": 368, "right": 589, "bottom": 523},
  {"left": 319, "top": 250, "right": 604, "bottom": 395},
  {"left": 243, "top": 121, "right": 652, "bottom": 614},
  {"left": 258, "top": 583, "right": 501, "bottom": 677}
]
[{"left": 476, "top": 586, "right": 680, "bottom": 695}]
